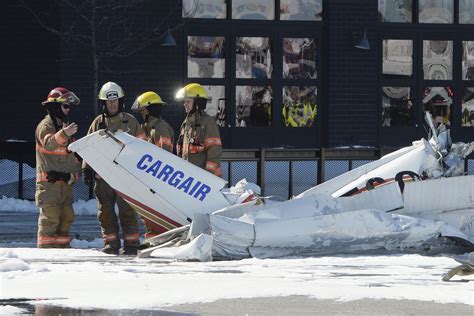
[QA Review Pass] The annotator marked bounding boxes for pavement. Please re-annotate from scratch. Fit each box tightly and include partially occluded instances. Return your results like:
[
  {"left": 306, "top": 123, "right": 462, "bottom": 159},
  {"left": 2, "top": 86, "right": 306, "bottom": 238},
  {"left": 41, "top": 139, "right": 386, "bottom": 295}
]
[
  {"left": 10, "top": 297, "right": 474, "bottom": 315},
  {"left": 168, "top": 296, "right": 474, "bottom": 315},
  {"left": 0, "top": 212, "right": 102, "bottom": 247}
]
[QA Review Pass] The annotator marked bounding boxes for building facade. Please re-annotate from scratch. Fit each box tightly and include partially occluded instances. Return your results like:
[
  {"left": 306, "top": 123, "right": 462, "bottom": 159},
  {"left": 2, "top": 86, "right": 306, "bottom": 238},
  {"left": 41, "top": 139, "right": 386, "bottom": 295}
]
[{"left": 1, "top": 0, "right": 473, "bottom": 148}]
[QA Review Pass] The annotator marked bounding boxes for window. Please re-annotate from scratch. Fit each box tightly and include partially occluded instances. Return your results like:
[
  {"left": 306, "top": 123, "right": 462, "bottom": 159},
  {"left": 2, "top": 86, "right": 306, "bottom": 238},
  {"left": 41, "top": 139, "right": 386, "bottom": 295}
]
[
  {"left": 182, "top": 0, "right": 226, "bottom": 19},
  {"left": 423, "top": 40, "right": 453, "bottom": 80},
  {"left": 461, "top": 88, "right": 474, "bottom": 126},
  {"left": 203, "top": 85, "right": 226, "bottom": 127},
  {"left": 236, "top": 37, "right": 272, "bottom": 79},
  {"left": 236, "top": 86, "right": 272, "bottom": 127},
  {"left": 187, "top": 36, "right": 225, "bottom": 78},
  {"left": 419, "top": 0, "right": 454, "bottom": 24},
  {"left": 460, "top": 0, "right": 474, "bottom": 24},
  {"left": 423, "top": 87, "right": 453, "bottom": 126},
  {"left": 232, "top": 0, "right": 275, "bottom": 20},
  {"left": 280, "top": 0, "right": 322, "bottom": 21},
  {"left": 381, "top": 87, "right": 414, "bottom": 127},
  {"left": 378, "top": 0, "right": 412, "bottom": 22},
  {"left": 283, "top": 86, "right": 317, "bottom": 127},
  {"left": 382, "top": 39, "right": 413, "bottom": 79},
  {"left": 463, "top": 41, "right": 474, "bottom": 80},
  {"left": 283, "top": 38, "right": 317, "bottom": 79}
]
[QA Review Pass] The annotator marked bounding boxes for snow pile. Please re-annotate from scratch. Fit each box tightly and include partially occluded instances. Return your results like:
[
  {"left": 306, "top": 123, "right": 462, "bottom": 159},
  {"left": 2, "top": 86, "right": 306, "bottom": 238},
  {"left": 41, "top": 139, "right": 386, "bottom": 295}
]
[
  {"left": 0, "top": 197, "right": 97, "bottom": 216},
  {"left": 0, "top": 258, "right": 30, "bottom": 272},
  {"left": 0, "top": 249, "right": 18, "bottom": 258},
  {"left": 0, "top": 305, "right": 27, "bottom": 315},
  {"left": 0, "top": 196, "right": 37, "bottom": 212},
  {"left": 70, "top": 238, "right": 103, "bottom": 249},
  {"left": 71, "top": 199, "right": 98, "bottom": 216}
]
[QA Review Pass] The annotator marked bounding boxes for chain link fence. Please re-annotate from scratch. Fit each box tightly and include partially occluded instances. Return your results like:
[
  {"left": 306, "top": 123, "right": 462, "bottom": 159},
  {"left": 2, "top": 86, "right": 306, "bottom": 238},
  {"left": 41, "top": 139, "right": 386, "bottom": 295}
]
[{"left": 2, "top": 145, "right": 474, "bottom": 202}]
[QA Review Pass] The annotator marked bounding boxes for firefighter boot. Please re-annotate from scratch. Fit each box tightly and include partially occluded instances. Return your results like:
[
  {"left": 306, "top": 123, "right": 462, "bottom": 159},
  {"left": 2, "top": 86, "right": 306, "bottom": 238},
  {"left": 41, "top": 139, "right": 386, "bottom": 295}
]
[
  {"left": 102, "top": 240, "right": 120, "bottom": 255},
  {"left": 123, "top": 244, "right": 138, "bottom": 256}
]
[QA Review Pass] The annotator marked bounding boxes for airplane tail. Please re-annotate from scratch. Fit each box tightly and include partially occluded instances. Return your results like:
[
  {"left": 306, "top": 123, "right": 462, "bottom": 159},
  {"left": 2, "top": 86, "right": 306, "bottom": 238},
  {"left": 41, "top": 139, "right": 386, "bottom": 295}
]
[{"left": 68, "top": 130, "right": 231, "bottom": 232}]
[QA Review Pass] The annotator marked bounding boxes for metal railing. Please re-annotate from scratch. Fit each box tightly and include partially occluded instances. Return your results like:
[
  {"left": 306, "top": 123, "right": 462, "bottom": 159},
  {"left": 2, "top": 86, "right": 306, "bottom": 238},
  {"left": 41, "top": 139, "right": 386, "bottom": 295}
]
[{"left": 1, "top": 142, "right": 472, "bottom": 201}]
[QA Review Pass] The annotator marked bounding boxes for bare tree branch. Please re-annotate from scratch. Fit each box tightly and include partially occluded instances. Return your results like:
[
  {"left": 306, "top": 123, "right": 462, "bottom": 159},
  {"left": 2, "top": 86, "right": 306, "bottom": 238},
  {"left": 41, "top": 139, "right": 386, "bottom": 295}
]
[{"left": 21, "top": 0, "right": 184, "bottom": 117}]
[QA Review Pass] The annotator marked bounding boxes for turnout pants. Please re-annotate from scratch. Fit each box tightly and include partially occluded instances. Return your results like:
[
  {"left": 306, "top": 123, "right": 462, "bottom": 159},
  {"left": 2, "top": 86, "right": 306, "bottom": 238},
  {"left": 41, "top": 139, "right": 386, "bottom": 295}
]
[
  {"left": 35, "top": 181, "right": 74, "bottom": 248},
  {"left": 94, "top": 179, "right": 139, "bottom": 249}
]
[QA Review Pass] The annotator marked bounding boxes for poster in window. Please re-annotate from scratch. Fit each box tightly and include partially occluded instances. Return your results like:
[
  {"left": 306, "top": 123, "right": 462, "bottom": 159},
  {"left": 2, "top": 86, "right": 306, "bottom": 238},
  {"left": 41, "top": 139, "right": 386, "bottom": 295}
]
[
  {"left": 280, "top": 0, "right": 322, "bottom": 21},
  {"left": 423, "top": 40, "right": 453, "bottom": 80},
  {"left": 236, "top": 37, "right": 272, "bottom": 79},
  {"left": 462, "top": 41, "right": 474, "bottom": 80},
  {"left": 182, "top": 0, "right": 226, "bottom": 19},
  {"left": 282, "top": 86, "right": 317, "bottom": 127},
  {"left": 283, "top": 38, "right": 317, "bottom": 79},
  {"left": 422, "top": 87, "right": 453, "bottom": 127},
  {"left": 381, "top": 87, "right": 414, "bottom": 127},
  {"left": 236, "top": 86, "right": 272, "bottom": 127},
  {"left": 202, "top": 85, "right": 226, "bottom": 127},
  {"left": 461, "top": 88, "right": 474, "bottom": 126},
  {"left": 419, "top": 0, "right": 453, "bottom": 23},
  {"left": 232, "top": 0, "right": 275, "bottom": 20},
  {"left": 382, "top": 39, "right": 413, "bottom": 79},
  {"left": 460, "top": 0, "right": 474, "bottom": 23},
  {"left": 188, "top": 36, "right": 225, "bottom": 78},
  {"left": 378, "top": 0, "right": 412, "bottom": 22}
]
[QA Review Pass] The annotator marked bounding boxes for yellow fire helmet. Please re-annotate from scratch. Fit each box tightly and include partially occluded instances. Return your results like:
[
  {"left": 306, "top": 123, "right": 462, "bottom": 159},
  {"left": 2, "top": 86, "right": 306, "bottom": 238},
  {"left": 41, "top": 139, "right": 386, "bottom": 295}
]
[
  {"left": 175, "top": 83, "right": 208, "bottom": 100},
  {"left": 131, "top": 91, "right": 166, "bottom": 112},
  {"left": 98, "top": 82, "right": 125, "bottom": 100}
]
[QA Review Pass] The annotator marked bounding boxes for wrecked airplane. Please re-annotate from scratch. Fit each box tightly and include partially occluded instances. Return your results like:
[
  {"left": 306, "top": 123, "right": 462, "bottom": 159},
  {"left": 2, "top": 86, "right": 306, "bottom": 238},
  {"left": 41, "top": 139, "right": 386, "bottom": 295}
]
[{"left": 68, "top": 113, "right": 474, "bottom": 261}]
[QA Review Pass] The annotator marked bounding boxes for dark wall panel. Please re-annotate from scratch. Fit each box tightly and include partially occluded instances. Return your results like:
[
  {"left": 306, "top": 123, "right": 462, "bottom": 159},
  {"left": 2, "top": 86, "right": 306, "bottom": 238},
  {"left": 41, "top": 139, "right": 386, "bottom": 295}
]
[
  {"left": 0, "top": 1, "right": 60, "bottom": 142},
  {"left": 326, "top": 0, "right": 378, "bottom": 147}
]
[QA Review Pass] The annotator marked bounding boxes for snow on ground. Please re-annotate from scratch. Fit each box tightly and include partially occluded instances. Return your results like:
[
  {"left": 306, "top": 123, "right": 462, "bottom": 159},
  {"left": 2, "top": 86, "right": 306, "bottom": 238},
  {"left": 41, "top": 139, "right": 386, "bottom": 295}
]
[
  {"left": 0, "top": 247, "right": 472, "bottom": 310},
  {"left": 0, "top": 197, "right": 97, "bottom": 216},
  {"left": 0, "top": 305, "right": 27, "bottom": 315}
]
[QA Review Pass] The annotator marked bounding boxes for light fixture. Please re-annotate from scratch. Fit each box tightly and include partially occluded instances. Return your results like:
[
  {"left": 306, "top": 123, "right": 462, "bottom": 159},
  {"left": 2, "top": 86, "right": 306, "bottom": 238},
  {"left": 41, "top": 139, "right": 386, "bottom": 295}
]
[
  {"left": 353, "top": 29, "right": 370, "bottom": 50},
  {"left": 161, "top": 29, "right": 176, "bottom": 46}
]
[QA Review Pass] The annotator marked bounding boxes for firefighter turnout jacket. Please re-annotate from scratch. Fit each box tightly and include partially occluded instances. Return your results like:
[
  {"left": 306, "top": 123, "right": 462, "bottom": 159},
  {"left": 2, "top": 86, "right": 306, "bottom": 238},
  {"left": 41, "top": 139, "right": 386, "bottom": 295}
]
[
  {"left": 35, "top": 115, "right": 80, "bottom": 248},
  {"left": 87, "top": 112, "right": 146, "bottom": 139},
  {"left": 177, "top": 112, "right": 222, "bottom": 176},
  {"left": 143, "top": 117, "right": 174, "bottom": 152}
]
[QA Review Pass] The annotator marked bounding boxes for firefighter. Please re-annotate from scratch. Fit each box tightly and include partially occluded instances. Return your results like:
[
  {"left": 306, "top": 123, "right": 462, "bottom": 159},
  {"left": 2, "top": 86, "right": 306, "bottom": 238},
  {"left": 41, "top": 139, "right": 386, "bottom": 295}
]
[
  {"left": 82, "top": 82, "right": 147, "bottom": 255},
  {"left": 35, "top": 87, "right": 81, "bottom": 248},
  {"left": 131, "top": 91, "right": 174, "bottom": 239},
  {"left": 175, "top": 83, "right": 222, "bottom": 176}
]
